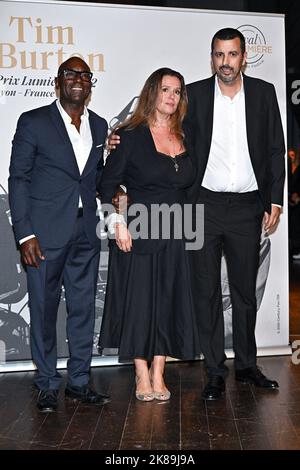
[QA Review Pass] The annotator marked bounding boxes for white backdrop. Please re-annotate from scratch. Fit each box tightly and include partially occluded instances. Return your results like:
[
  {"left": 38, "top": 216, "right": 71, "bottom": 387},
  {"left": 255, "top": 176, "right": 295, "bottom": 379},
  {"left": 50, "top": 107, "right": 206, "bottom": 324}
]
[{"left": 0, "top": 0, "right": 290, "bottom": 371}]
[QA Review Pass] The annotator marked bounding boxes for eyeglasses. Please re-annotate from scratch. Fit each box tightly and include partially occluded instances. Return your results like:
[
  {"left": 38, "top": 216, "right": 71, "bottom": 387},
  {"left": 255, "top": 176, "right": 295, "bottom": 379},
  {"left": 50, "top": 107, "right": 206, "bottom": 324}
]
[{"left": 58, "top": 69, "right": 93, "bottom": 82}]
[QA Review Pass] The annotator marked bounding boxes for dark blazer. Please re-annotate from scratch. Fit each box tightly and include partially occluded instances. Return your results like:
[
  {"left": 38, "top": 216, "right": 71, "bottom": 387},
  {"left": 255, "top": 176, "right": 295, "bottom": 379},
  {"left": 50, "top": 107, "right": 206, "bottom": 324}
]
[
  {"left": 185, "top": 74, "right": 285, "bottom": 212},
  {"left": 99, "top": 124, "right": 196, "bottom": 254},
  {"left": 8, "top": 100, "right": 108, "bottom": 248}
]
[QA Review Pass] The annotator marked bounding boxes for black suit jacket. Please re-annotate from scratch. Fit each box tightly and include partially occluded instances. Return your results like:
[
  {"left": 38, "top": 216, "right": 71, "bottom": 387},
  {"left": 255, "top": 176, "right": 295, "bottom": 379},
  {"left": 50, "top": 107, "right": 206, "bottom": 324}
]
[
  {"left": 185, "top": 74, "right": 285, "bottom": 212},
  {"left": 8, "top": 101, "right": 108, "bottom": 248}
]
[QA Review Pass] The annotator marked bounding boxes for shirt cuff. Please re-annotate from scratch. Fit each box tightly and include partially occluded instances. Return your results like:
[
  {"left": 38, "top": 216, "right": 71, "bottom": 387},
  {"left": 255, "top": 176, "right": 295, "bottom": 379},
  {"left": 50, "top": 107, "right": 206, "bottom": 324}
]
[
  {"left": 106, "top": 213, "right": 126, "bottom": 235},
  {"left": 272, "top": 203, "right": 282, "bottom": 209},
  {"left": 103, "top": 141, "right": 110, "bottom": 162},
  {"left": 19, "top": 234, "right": 35, "bottom": 245}
]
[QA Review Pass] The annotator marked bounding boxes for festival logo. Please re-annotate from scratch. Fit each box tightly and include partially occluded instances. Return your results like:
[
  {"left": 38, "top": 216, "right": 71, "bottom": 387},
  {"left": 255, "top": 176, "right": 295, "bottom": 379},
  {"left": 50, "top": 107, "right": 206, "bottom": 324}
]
[{"left": 237, "top": 24, "right": 272, "bottom": 67}]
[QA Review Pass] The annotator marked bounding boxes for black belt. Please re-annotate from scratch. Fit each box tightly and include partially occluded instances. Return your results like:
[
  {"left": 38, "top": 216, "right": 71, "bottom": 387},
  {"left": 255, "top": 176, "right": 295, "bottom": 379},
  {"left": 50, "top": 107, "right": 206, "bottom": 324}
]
[
  {"left": 199, "top": 186, "right": 259, "bottom": 202},
  {"left": 77, "top": 207, "right": 83, "bottom": 217}
]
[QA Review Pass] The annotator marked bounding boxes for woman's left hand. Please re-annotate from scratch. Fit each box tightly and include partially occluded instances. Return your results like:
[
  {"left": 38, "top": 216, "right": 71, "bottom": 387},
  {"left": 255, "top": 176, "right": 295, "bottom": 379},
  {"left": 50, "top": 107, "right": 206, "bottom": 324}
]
[{"left": 115, "top": 224, "right": 132, "bottom": 252}]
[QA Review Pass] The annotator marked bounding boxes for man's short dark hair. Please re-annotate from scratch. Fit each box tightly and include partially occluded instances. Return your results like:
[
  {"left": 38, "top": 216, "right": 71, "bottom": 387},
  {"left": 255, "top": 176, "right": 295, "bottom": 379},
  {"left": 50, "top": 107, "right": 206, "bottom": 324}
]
[{"left": 211, "top": 28, "right": 246, "bottom": 55}]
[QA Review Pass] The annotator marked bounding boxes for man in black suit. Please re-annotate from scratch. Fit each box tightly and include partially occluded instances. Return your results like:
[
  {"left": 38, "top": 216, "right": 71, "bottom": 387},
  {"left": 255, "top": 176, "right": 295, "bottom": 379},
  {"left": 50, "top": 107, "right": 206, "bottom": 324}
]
[
  {"left": 8, "top": 57, "right": 110, "bottom": 412},
  {"left": 186, "top": 28, "right": 285, "bottom": 400}
]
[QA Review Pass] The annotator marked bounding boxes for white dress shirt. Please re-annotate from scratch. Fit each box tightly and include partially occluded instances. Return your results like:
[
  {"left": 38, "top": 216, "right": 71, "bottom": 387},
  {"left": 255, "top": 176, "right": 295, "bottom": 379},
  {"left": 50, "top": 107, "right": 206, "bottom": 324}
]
[
  {"left": 56, "top": 99, "right": 93, "bottom": 177},
  {"left": 19, "top": 99, "right": 92, "bottom": 244},
  {"left": 202, "top": 74, "right": 258, "bottom": 193}
]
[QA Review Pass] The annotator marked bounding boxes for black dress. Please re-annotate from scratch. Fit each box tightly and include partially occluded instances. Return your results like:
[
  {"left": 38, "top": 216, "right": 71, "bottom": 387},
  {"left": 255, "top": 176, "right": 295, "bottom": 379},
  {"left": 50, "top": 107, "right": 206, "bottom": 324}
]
[{"left": 98, "top": 125, "right": 200, "bottom": 361}]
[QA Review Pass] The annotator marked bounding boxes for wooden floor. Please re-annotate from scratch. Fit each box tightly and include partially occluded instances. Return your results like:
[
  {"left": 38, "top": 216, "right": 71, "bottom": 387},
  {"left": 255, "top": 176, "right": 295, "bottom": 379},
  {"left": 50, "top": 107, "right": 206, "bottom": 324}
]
[
  {"left": 0, "top": 356, "right": 300, "bottom": 451},
  {"left": 0, "top": 260, "right": 299, "bottom": 453},
  {"left": 290, "top": 258, "right": 300, "bottom": 343}
]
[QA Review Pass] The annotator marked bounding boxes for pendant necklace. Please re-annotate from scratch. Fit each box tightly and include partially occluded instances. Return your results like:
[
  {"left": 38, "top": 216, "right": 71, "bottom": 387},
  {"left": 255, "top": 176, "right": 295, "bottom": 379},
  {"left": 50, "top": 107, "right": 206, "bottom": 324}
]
[
  {"left": 174, "top": 156, "right": 179, "bottom": 172},
  {"left": 152, "top": 124, "right": 179, "bottom": 172},
  {"left": 169, "top": 133, "right": 179, "bottom": 172}
]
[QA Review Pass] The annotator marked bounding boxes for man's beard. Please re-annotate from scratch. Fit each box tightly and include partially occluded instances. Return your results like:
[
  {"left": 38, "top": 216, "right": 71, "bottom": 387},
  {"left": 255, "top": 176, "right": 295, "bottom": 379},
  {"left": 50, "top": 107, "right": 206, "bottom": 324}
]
[
  {"left": 217, "top": 66, "right": 240, "bottom": 84},
  {"left": 217, "top": 67, "right": 239, "bottom": 83}
]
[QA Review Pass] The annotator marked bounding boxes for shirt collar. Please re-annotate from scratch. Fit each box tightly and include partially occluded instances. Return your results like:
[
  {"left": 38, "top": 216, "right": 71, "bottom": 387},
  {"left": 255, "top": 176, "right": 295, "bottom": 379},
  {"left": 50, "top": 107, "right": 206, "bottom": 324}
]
[
  {"left": 214, "top": 73, "right": 244, "bottom": 102},
  {"left": 56, "top": 99, "right": 89, "bottom": 124}
]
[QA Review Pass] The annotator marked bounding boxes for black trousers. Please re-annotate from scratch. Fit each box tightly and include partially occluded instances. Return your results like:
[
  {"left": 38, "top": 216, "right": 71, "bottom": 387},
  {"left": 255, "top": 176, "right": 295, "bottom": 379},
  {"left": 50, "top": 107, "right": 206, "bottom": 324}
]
[{"left": 190, "top": 187, "right": 264, "bottom": 378}]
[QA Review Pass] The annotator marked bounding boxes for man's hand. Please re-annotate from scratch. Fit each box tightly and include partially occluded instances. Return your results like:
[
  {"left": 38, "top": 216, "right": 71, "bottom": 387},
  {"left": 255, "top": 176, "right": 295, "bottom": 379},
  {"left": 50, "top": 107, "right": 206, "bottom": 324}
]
[
  {"left": 112, "top": 186, "right": 130, "bottom": 214},
  {"left": 107, "top": 133, "right": 120, "bottom": 151},
  {"left": 264, "top": 205, "right": 281, "bottom": 232},
  {"left": 291, "top": 192, "right": 300, "bottom": 205},
  {"left": 20, "top": 237, "right": 45, "bottom": 268},
  {"left": 115, "top": 224, "right": 132, "bottom": 252}
]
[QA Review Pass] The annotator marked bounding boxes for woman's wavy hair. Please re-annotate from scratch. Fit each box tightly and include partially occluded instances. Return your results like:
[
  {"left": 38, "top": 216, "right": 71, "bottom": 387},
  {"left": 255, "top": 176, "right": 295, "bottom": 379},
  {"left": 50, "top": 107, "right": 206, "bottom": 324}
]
[{"left": 117, "top": 67, "right": 188, "bottom": 141}]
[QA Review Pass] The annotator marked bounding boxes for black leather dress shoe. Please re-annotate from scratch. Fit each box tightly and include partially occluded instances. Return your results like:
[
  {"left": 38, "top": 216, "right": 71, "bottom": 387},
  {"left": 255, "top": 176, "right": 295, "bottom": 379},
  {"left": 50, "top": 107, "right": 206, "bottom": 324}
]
[
  {"left": 37, "top": 389, "right": 58, "bottom": 413},
  {"left": 235, "top": 367, "right": 279, "bottom": 389},
  {"left": 65, "top": 384, "right": 111, "bottom": 405},
  {"left": 202, "top": 376, "right": 225, "bottom": 401}
]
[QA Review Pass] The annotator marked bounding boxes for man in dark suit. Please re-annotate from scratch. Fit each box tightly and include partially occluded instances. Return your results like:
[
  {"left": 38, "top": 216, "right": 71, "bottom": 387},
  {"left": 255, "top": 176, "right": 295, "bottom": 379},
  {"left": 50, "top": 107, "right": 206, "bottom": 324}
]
[
  {"left": 186, "top": 28, "right": 285, "bottom": 400},
  {"left": 8, "top": 57, "right": 110, "bottom": 412}
]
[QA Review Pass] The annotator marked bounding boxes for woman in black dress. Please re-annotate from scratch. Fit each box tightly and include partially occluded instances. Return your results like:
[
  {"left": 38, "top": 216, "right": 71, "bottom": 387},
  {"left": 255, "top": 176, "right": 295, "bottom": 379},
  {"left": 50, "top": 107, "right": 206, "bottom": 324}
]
[{"left": 99, "top": 68, "right": 199, "bottom": 401}]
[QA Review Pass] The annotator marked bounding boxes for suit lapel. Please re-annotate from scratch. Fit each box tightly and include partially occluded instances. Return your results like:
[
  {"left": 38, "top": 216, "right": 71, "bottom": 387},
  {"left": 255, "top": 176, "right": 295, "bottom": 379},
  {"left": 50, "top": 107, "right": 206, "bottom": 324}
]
[
  {"left": 49, "top": 101, "right": 80, "bottom": 176},
  {"left": 243, "top": 75, "right": 256, "bottom": 160},
  {"left": 205, "top": 76, "right": 215, "bottom": 158},
  {"left": 81, "top": 111, "right": 101, "bottom": 178}
]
